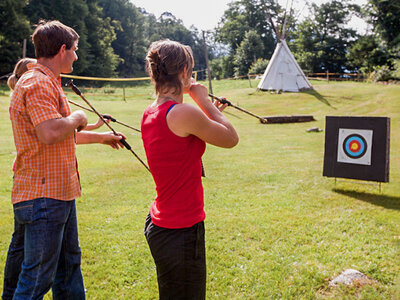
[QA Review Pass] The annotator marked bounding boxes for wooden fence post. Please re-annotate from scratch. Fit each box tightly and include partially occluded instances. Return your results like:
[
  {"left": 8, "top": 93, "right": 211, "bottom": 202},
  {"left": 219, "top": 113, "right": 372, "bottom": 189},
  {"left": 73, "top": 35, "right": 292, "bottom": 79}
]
[{"left": 248, "top": 74, "right": 252, "bottom": 87}]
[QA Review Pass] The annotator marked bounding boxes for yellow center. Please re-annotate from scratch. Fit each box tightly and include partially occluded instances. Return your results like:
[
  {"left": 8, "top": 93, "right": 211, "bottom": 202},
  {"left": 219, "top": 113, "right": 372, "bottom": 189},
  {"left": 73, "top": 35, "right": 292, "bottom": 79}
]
[{"left": 351, "top": 143, "right": 358, "bottom": 150}]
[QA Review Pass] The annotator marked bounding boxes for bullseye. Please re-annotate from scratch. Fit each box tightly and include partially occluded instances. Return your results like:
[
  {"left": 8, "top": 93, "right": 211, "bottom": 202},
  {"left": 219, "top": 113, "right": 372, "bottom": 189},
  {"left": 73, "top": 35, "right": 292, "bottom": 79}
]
[
  {"left": 349, "top": 140, "right": 361, "bottom": 152},
  {"left": 343, "top": 134, "right": 367, "bottom": 159}
]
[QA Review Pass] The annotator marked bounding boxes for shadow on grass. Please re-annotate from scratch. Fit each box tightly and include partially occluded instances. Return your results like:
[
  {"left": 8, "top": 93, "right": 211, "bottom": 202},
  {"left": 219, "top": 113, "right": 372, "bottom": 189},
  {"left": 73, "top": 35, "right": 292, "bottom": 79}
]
[
  {"left": 333, "top": 188, "right": 400, "bottom": 211},
  {"left": 304, "top": 89, "right": 336, "bottom": 109}
]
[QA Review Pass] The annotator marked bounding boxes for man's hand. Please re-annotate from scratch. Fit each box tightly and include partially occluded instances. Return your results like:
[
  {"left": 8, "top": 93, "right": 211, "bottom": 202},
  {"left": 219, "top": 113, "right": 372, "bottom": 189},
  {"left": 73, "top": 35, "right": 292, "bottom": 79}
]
[{"left": 100, "top": 131, "right": 127, "bottom": 149}]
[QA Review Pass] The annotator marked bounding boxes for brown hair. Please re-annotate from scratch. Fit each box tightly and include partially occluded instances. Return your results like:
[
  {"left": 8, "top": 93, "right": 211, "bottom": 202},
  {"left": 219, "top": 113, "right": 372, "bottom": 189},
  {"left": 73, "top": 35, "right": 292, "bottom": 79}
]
[
  {"left": 145, "top": 39, "right": 194, "bottom": 95},
  {"left": 32, "top": 20, "right": 79, "bottom": 59},
  {"left": 7, "top": 58, "right": 37, "bottom": 90}
]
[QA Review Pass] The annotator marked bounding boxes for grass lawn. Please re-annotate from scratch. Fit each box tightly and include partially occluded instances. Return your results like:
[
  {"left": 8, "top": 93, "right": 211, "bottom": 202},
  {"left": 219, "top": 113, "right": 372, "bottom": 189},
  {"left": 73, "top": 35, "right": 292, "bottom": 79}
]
[{"left": 0, "top": 79, "right": 399, "bottom": 299}]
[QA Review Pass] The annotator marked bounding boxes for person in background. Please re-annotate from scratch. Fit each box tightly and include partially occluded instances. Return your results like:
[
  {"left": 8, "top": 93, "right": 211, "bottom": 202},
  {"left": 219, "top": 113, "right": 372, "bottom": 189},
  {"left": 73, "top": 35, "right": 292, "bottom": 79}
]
[
  {"left": 2, "top": 20, "right": 125, "bottom": 300},
  {"left": 141, "top": 39, "right": 239, "bottom": 299},
  {"left": 7, "top": 58, "right": 37, "bottom": 91},
  {"left": 7, "top": 57, "right": 111, "bottom": 131}
]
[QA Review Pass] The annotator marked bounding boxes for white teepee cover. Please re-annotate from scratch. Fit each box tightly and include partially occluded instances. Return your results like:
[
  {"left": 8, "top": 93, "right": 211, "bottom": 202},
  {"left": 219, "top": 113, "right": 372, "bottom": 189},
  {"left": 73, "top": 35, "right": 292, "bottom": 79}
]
[{"left": 257, "top": 40, "right": 312, "bottom": 92}]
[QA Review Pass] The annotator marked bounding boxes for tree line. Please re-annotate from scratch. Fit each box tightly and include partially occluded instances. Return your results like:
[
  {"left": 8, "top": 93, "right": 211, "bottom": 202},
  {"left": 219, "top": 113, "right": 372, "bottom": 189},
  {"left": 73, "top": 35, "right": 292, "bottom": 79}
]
[
  {"left": 1, "top": 0, "right": 399, "bottom": 81},
  {"left": 0, "top": 0, "right": 209, "bottom": 79}
]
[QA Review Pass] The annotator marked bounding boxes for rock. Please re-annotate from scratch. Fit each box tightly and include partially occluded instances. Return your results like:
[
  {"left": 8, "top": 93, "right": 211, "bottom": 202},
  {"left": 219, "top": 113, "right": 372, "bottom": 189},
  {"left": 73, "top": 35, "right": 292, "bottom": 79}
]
[
  {"left": 307, "top": 127, "right": 323, "bottom": 132},
  {"left": 329, "top": 269, "right": 373, "bottom": 287}
]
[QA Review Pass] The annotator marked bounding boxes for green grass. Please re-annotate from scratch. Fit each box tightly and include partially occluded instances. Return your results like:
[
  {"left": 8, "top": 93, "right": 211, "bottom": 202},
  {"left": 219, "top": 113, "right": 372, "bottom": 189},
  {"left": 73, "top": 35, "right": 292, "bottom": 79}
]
[{"left": 0, "top": 80, "right": 399, "bottom": 299}]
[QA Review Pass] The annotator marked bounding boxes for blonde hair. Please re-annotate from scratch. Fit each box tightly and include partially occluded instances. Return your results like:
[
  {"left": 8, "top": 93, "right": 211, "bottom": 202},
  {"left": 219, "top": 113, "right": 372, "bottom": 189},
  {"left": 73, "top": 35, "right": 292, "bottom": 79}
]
[{"left": 7, "top": 58, "right": 36, "bottom": 90}]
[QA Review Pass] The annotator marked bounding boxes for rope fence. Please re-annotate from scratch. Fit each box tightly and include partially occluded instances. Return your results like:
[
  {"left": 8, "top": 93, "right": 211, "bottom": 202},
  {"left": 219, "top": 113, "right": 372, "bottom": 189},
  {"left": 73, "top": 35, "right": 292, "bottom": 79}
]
[{"left": 61, "top": 71, "right": 198, "bottom": 101}]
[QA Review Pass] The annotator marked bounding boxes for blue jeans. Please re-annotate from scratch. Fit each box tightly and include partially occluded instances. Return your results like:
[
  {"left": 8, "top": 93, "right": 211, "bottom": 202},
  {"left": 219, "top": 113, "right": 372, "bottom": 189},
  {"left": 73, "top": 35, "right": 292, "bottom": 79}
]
[{"left": 2, "top": 198, "right": 85, "bottom": 300}]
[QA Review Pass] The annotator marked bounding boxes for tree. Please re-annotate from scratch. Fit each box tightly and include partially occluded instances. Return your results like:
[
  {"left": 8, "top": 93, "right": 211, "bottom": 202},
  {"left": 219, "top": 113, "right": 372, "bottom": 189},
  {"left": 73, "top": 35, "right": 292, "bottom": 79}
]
[
  {"left": 84, "top": 0, "right": 120, "bottom": 77},
  {"left": 0, "top": 0, "right": 31, "bottom": 75},
  {"left": 25, "top": 0, "right": 119, "bottom": 77},
  {"left": 210, "top": 55, "right": 235, "bottom": 79},
  {"left": 143, "top": 12, "right": 208, "bottom": 74},
  {"left": 216, "top": 0, "right": 279, "bottom": 59},
  {"left": 346, "top": 35, "right": 389, "bottom": 73},
  {"left": 366, "top": 0, "right": 400, "bottom": 48},
  {"left": 291, "top": 0, "right": 359, "bottom": 72},
  {"left": 248, "top": 58, "right": 269, "bottom": 75},
  {"left": 234, "top": 30, "right": 264, "bottom": 76},
  {"left": 25, "top": 0, "right": 90, "bottom": 74},
  {"left": 99, "top": 0, "right": 147, "bottom": 76}
]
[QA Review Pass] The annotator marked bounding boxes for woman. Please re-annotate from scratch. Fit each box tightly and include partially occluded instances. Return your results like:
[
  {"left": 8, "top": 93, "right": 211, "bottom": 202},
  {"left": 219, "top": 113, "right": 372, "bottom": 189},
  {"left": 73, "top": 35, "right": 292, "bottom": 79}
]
[
  {"left": 7, "top": 58, "right": 37, "bottom": 91},
  {"left": 141, "top": 39, "right": 239, "bottom": 299}
]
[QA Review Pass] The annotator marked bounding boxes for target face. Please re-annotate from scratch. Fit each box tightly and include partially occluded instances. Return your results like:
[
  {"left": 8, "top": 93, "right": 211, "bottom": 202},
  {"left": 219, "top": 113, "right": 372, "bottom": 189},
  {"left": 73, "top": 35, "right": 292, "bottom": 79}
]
[
  {"left": 343, "top": 134, "right": 367, "bottom": 158},
  {"left": 337, "top": 129, "right": 373, "bottom": 165}
]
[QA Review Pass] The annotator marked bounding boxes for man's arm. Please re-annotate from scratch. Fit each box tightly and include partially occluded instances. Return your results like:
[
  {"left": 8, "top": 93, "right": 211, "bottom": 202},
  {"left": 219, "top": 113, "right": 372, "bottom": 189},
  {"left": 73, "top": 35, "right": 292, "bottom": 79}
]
[{"left": 35, "top": 110, "right": 88, "bottom": 145}]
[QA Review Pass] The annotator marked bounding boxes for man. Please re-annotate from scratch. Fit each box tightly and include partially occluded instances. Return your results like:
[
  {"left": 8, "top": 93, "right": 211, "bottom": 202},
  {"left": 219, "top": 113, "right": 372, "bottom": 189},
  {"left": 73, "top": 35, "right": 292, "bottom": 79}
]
[{"left": 2, "top": 20, "right": 125, "bottom": 299}]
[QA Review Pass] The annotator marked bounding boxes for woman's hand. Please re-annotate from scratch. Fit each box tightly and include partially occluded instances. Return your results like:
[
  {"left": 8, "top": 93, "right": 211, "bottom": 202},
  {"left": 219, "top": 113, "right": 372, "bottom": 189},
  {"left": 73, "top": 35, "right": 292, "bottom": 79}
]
[
  {"left": 84, "top": 115, "right": 112, "bottom": 131},
  {"left": 188, "top": 82, "right": 209, "bottom": 106},
  {"left": 93, "top": 116, "right": 111, "bottom": 128},
  {"left": 213, "top": 99, "right": 229, "bottom": 112}
]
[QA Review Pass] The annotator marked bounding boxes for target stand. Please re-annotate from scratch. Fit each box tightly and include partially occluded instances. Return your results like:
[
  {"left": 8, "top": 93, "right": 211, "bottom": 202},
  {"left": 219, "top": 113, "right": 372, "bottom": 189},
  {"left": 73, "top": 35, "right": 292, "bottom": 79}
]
[{"left": 323, "top": 116, "right": 390, "bottom": 185}]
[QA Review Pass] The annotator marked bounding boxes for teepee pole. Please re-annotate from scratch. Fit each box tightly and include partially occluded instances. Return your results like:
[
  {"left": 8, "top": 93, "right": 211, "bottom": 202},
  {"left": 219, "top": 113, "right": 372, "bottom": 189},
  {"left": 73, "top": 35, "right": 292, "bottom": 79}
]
[{"left": 262, "top": 0, "right": 280, "bottom": 40}]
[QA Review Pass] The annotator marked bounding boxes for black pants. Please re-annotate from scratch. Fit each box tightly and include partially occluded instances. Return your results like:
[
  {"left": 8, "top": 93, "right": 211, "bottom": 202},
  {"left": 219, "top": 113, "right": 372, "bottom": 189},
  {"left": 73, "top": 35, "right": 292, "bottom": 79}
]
[{"left": 144, "top": 214, "right": 206, "bottom": 300}]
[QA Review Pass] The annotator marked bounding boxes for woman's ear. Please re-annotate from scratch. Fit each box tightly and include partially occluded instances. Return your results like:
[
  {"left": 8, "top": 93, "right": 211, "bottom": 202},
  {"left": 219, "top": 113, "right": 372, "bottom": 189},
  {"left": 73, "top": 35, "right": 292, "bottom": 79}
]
[
  {"left": 181, "top": 67, "right": 192, "bottom": 93},
  {"left": 181, "top": 66, "right": 188, "bottom": 79}
]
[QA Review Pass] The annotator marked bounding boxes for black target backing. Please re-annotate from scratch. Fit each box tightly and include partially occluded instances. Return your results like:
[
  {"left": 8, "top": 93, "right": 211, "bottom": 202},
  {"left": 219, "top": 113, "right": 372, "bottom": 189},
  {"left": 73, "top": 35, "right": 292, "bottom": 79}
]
[{"left": 323, "top": 116, "right": 390, "bottom": 182}]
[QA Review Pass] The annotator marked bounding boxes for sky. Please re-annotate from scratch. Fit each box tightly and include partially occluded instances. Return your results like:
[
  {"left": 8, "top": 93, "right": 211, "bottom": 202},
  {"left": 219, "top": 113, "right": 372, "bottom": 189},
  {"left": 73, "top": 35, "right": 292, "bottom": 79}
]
[{"left": 131, "top": 0, "right": 369, "bottom": 34}]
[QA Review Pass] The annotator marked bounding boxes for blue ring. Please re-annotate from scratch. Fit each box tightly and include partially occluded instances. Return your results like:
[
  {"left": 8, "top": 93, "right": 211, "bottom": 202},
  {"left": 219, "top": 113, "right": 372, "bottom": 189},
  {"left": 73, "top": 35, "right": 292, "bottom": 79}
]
[
  {"left": 345, "top": 136, "right": 365, "bottom": 157},
  {"left": 342, "top": 134, "right": 368, "bottom": 159}
]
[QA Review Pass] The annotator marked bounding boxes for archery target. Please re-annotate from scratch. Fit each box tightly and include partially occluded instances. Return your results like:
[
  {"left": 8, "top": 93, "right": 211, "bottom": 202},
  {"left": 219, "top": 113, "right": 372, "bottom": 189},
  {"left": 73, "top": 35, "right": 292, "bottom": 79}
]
[
  {"left": 323, "top": 116, "right": 390, "bottom": 182},
  {"left": 337, "top": 129, "right": 373, "bottom": 165}
]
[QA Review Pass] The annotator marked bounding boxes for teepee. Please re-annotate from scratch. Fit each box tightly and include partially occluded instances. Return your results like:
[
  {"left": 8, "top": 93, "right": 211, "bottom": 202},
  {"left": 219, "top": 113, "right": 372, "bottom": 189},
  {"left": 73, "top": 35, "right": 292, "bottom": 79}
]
[{"left": 257, "top": 7, "right": 312, "bottom": 92}]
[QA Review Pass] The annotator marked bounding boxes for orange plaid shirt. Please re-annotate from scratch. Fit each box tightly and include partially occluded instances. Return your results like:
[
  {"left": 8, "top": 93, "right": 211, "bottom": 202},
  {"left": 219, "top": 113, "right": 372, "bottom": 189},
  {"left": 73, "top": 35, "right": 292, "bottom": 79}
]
[{"left": 9, "top": 63, "right": 81, "bottom": 204}]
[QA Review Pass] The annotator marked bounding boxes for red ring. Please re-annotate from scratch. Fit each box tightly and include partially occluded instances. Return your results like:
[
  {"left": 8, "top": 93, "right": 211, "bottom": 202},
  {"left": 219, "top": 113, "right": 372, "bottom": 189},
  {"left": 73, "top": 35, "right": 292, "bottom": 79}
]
[{"left": 348, "top": 140, "right": 361, "bottom": 153}]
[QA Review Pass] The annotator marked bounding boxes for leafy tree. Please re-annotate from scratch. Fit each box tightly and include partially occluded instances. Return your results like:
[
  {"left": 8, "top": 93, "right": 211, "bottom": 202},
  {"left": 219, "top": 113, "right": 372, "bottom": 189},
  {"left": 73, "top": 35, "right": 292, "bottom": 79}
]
[
  {"left": 143, "top": 12, "right": 208, "bottom": 74},
  {"left": 290, "top": 20, "right": 323, "bottom": 73},
  {"left": 84, "top": 0, "right": 120, "bottom": 77},
  {"left": 363, "top": 0, "right": 400, "bottom": 77},
  {"left": 346, "top": 35, "right": 389, "bottom": 73},
  {"left": 210, "top": 54, "right": 235, "bottom": 79},
  {"left": 366, "top": 0, "right": 400, "bottom": 48},
  {"left": 0, "top": 0, "right": 31, "bottom": 75},
  {"left": 99, "top": 0, "right": 147, "bottom": 76},
  {"left": 25, "top": 0, "right": 90, "bottom": 74},
  {"left": 216, "top": 0, "right": 279, "bottom": 58},
  {"left": 234, "top": 29, "right": 264, "bottom": 76},
  {"left": 248, "top": 58, "right": 269, "bottom": 75},
  {"left": 291, "top": 0, "right": 359, "bottom": 72},
  {"left": 25, "top": 0, "right": 119, "bottom": 77}
]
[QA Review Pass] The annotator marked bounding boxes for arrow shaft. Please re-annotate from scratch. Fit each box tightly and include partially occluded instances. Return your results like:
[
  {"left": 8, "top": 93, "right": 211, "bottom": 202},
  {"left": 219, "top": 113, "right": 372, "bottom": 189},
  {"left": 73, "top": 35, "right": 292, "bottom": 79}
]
[
  {"left": 68, "top": 100, "right": 141, "bottom": 133},
  {"left": 208, "top": 94, "right": 267, "bottom": 123},
  {"left": 66, "top": 80, "right": 150, "bottom": 172}
]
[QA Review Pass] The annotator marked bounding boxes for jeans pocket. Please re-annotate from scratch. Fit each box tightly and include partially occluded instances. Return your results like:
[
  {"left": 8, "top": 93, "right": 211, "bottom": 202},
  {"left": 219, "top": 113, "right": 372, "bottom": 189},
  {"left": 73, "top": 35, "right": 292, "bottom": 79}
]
[{"left": 14, "top": 200, "right": 34, "bottom": 224}]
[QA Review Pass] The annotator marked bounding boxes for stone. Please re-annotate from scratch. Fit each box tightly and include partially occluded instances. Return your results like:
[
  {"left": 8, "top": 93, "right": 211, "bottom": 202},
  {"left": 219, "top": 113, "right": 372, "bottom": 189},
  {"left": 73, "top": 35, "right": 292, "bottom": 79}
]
[
  {"left": 307, "top": 127, "right": 323, "bottom": 132},
  {"left": 329, "top": 269, "right": 373, "bottom": 287}
]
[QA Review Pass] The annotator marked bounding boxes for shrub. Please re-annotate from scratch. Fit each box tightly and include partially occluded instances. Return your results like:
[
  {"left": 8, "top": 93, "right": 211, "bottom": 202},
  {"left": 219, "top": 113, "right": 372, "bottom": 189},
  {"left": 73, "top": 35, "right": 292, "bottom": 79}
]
[
  {"left": 370, "top": 65, "right": 393, "bottom": 82},
  {"left": 248, "top": 58, "right": 269, "bottom": 75}
]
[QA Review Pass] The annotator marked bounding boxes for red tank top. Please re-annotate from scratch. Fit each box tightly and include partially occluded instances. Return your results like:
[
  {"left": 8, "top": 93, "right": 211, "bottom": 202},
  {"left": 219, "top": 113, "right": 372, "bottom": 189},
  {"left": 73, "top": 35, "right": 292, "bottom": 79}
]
[{"left": 141, "top": 101, "right": 206, "bottom": 228}]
